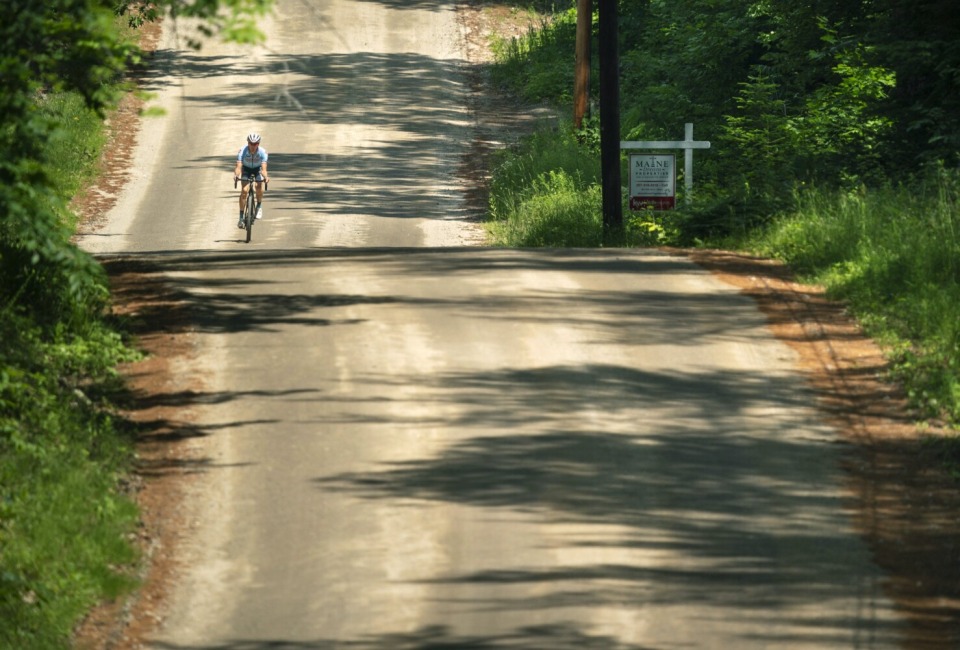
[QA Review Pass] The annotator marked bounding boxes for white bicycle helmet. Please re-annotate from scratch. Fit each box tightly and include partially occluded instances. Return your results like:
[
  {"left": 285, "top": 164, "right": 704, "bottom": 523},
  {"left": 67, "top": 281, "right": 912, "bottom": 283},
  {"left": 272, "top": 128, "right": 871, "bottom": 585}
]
[{"left": 247, "top": 132, "right": 261, "bottom": 144}]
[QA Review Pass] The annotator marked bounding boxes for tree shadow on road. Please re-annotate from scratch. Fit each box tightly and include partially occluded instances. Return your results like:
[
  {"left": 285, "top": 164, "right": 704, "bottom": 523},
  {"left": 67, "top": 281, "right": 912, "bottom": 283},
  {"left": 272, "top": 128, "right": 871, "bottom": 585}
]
[
  {"left": 133, "top": 49, "right": 487, "bottom": 232},
  {"left": 310, "top": 360, "right": 901, "bottom": 647},
  {"left": 106, "top": 249, "right": 888, "bottom": 356},
  {"left": 151, "top": 622, "right": 662, "bottom": 649},
  {"left": 104, "top": 251, "right": 910, "bottom": 648}
]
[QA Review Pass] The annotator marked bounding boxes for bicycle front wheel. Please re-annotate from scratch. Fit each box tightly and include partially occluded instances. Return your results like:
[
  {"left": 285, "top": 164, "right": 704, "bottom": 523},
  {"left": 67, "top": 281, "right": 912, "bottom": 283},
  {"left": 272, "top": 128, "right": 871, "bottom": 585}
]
[{"left": 245, "top": 188, "right": 255, "bottom": 243}]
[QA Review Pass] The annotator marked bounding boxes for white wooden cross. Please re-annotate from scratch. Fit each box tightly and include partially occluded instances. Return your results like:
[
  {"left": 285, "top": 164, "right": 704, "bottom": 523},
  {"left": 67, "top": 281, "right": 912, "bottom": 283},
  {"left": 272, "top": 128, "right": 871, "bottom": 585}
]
[{"left": 621, "top": 123, "right": 710, "bottom": 205}]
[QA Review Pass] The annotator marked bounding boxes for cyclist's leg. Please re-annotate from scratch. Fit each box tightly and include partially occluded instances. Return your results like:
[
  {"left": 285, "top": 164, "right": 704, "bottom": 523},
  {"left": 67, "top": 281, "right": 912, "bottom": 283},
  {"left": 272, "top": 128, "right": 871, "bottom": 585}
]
[
  {"left": 253, "top": 172, "right": 265, "bottom": 218},
  {"left": 254, "top": 175, "right": 264, "bottom": 203},
  {"left": 240, "top": 180, "right": 252, "bottom": 210},
  {"left": 239, "top": 179, "right": 252, "bottom": 227}
]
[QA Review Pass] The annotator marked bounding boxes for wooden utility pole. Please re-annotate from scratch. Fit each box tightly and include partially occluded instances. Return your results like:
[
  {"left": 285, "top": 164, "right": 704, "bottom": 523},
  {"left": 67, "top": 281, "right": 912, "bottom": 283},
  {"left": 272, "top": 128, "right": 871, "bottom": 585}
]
[
  {"left": 598, "top": 0, "right": 622, "bottom": 233},
  {"left": 574, "top": 0, "right": 591, "bottom": 130}
]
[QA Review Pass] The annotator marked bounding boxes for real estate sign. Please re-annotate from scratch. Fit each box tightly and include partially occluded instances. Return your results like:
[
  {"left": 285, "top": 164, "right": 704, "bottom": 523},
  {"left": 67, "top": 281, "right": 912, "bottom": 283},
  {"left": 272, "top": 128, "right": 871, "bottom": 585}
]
[{"left": 629, "top": 154, "right": 676, "bottom": 210}]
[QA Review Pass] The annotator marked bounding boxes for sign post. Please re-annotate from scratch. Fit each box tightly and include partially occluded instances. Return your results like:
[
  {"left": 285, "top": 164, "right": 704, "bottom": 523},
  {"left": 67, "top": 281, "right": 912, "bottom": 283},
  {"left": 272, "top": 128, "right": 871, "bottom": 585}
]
[{"left": 621, "top": 123, "right": 710, "bottom": 208}]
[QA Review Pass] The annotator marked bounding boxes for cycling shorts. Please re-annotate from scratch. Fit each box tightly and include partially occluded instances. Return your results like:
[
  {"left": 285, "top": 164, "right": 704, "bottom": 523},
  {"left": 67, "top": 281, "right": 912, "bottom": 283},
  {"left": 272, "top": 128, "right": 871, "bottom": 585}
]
[{"left": 240, "top": 166, "right": 264, "bottom": 183}]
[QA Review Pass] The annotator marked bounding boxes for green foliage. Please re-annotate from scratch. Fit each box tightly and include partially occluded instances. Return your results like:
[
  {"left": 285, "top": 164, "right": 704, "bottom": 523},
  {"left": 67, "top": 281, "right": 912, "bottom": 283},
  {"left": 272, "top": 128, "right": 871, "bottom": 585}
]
[
  {"left": 802, "top": 39, "right": 896, "bottom": 166},
  {"left": 719, "top": 71, "right": 797, "bottom": 196},
  {"left": 0, "top": 85, "right": 142, "bottom": 642},
  {"left": 488, "top": 123, "right": 601, "bottom": 246},
  {"left": 490, "top": 10, "right": 579, "bottom": 104},
  {"left": 490, "top": 122, "right": 601, "bottom": 220},
  {"left": 867, "top": 0, "right": 960, "bottom": 162},
  {"left": 490, "top": 0, "right": 955, "bottom": 235},
  {"left": 0, "top": 308, "right": 141, "bottom": 648},
  {"left": 37, "top": 93, "right": 111, "bottom": 228},
  {"left": 115, "top": 0, "right": 273, "bottom": 46},
  {"left": 489, "top": 168, "right": 604, "bottom": 247},
  {"left": 750, "top": 169, "right": 960, "bottom": 423}
]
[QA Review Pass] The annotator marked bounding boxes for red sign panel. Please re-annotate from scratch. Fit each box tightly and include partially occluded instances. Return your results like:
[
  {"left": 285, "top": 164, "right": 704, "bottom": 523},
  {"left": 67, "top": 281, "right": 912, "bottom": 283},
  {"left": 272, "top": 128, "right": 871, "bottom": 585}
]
[{"left": 630, "top": 196, "right": 676, "bottom": 211}]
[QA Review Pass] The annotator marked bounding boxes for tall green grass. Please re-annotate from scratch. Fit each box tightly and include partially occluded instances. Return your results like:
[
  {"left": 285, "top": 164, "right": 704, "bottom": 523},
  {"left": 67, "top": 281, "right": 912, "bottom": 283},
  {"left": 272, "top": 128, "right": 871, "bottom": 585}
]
[
  {"left": 748, "top": 171, "right": 960, "bottom": 424},
  {"left": 487, "top": 121, "right": 679, "bottom": 248},
  {"left": 489, "top": 168, "right": 604, "bottom": 246},
  {"left": 490, "top": 8, "right": 578, "bottom": 104},
  {"left": 38, "top": 92, "right": 110, "bottom": 227},
  {"left": 488, "top": 121, "right": 641, "bottom": 247}
]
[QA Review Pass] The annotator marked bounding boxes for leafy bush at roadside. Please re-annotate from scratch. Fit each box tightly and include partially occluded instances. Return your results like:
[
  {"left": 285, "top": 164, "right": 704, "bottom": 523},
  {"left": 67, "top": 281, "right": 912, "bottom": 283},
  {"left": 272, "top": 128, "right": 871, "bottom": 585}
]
[{"left": 1, "top": 312, "right": 141, "bottom": 648}]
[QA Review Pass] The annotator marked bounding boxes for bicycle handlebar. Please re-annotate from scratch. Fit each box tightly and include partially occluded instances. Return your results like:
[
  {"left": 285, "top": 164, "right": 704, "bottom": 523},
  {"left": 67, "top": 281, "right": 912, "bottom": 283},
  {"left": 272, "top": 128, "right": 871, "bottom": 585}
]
[{"left": 234, "top": 174, "right": 268, "bottom": 191}]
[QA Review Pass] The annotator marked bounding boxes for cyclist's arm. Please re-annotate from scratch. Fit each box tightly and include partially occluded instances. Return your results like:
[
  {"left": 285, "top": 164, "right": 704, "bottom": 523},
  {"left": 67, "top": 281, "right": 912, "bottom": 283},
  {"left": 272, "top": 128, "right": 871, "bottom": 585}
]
[
  {"left": 261, "top": 162, "right": 268, "bottom": 183},
  {"left": 234, "top": 161, "right": 243, "bottom": 179}
]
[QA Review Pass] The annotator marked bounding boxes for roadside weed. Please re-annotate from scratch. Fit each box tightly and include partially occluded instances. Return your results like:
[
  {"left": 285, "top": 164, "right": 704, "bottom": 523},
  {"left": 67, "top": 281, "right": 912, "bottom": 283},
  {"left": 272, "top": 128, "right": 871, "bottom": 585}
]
[{"left": 752, "top": 172, "right": 960, "bottom": 423}]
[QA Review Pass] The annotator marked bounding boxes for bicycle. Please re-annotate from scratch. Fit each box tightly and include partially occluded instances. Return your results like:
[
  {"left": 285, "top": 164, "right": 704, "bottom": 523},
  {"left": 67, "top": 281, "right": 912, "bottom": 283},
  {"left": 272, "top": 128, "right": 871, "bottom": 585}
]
[{"left": 234, "top": 171, "right": 268, "bottom": 243}]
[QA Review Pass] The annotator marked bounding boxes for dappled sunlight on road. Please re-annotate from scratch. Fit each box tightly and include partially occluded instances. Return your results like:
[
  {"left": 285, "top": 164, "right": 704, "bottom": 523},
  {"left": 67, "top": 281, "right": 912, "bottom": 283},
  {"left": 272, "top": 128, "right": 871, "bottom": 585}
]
[{"left": 135, "top": 247, "right": 901, "bottom": 648}]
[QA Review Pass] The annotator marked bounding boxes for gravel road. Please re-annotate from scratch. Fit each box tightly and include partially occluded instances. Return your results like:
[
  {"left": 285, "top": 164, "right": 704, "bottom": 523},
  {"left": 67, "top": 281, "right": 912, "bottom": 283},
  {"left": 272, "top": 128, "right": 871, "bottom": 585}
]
[{"left": 77, "top": 0, "right": 904, "bottom": 646}]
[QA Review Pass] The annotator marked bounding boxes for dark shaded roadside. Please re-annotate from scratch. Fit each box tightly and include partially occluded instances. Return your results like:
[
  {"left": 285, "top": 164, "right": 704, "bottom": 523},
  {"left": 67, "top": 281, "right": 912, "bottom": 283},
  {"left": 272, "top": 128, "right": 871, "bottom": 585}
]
[{"left": 74, "top": 258, "right": 207, "bottom": 650}]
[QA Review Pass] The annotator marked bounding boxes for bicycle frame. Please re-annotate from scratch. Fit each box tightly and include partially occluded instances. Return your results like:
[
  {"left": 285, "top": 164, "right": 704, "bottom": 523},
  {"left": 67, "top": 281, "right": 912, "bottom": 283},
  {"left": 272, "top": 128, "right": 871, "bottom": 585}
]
[{"left": 234, "top": 172, "right": 268, "bottom": 243}]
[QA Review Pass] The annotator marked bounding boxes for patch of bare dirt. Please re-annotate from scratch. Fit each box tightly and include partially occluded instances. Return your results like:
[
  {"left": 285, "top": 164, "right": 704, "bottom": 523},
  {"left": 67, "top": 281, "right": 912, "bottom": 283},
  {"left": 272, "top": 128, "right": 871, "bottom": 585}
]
[
  {"left": 456, "top": 0, "right": 556, "bottom": 218},
  {"left": 685, "top": 249, "right": 960, "bottom": 649}
]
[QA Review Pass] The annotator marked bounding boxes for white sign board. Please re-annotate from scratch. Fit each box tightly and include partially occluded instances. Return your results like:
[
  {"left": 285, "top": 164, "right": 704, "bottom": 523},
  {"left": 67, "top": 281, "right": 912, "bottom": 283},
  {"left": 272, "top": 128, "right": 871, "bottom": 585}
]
[{"left": 629, "top": 154, "right": 676, "bottom": 210}]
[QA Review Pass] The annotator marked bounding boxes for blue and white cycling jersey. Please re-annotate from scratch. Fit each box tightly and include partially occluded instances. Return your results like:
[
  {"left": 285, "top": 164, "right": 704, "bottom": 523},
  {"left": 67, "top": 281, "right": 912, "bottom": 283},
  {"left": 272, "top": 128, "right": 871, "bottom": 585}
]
[{"left": 237, "top": 145, "right": 268, "bottom": 169}]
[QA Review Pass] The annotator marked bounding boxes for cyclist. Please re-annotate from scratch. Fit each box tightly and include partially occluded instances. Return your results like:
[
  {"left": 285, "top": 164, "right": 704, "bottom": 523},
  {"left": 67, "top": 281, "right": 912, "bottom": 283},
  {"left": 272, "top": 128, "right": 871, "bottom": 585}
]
[{"left": 234, "top": 133, "right": 269, "bottom": 229}]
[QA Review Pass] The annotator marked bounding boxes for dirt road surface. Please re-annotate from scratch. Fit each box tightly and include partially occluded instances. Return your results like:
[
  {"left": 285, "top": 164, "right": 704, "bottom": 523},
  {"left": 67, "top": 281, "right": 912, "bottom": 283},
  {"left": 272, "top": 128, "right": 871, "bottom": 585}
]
[{"left": 76, "top": 0, "right": 913, "bottom": 647}]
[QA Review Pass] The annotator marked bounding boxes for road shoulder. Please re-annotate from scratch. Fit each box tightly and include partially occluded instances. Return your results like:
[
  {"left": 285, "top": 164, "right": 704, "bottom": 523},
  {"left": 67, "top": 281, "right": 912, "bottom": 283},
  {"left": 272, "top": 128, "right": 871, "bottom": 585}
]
[
  {"left": 74, "top": 259, "right": 208, "bottom": 649},
  {"left": 687, "top": 249, "right": 960, "bottom": 648}
]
